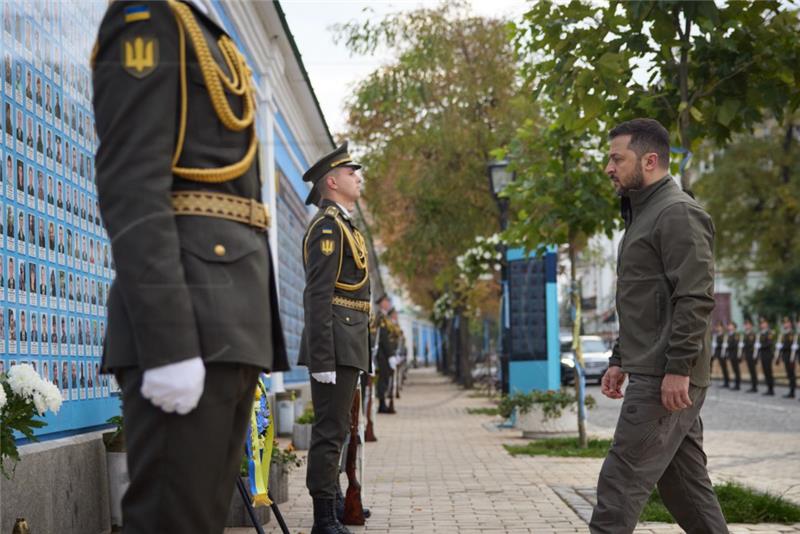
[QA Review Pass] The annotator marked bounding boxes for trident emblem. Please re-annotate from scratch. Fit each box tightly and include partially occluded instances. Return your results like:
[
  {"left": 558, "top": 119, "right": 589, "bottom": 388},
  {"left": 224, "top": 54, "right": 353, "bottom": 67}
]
[
  {"left": 321, "top": 239, "right": 335, "bottom": 256},
  {"left": 122, "top": 37, "right": 158, "bottom": 78}
]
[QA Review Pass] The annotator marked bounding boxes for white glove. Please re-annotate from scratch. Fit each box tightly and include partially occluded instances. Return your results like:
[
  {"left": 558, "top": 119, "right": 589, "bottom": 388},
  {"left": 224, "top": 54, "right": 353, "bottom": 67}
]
[
  {"left": 388, "top": 356, "right": 398, "bottom": 370},
  {"left": 141, "top": 357, "right": 205, "bottom": 415},
  {"left": 312, "top": 371, "right": 336, "bottom": 384}
]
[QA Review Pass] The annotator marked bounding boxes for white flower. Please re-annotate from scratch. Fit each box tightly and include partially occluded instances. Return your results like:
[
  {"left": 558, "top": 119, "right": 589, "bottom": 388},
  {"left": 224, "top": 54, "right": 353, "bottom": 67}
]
[
  {"left": 494, "top": 264, "right": 502, "bottom": 271},
  {"left": 32, "top": 392, "right": 47, "bottom": 416},
  {"left": 0, "top": 384, "right": 6, "bottom": 411},
  {"left": 8, "top": 364, "right": 41, "bottom": 399},
  {"left": 483, "top": 252, "right": 491, "bottom": 260},
  {"left": 40, "top": 380, "right": 62, "bottom": 414},
  {"left": 476, "top": 236, "right": 485, "bottom": 243}
]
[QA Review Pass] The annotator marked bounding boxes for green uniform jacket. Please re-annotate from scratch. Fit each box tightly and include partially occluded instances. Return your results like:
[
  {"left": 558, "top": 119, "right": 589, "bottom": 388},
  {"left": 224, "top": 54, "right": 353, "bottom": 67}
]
[
  {"left": 93, "top": 1, "right": 288, "bottom": 372},
  {"left": 609, "top": 176, "right": 715, "bottom": 387},
  {"left": 298, "top": 200, "right": 370, "bottom": 373},
  {"left": 742, "top": 331, "right": 756, "bottom": 359},
  {"left": 375, "top": 314, "right": 396, "bottom": 372}
]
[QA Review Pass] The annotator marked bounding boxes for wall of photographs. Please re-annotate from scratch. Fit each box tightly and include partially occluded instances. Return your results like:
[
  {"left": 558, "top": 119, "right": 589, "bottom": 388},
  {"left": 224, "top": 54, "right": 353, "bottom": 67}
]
[{"left": 0, "top": 0, "right": 119, "bottom": 437}]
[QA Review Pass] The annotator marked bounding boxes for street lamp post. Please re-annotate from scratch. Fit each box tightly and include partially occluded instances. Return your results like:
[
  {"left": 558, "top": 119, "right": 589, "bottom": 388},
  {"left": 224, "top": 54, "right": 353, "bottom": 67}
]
[{"left": 487, "top": 160, "right": 515, "bottom": 395}]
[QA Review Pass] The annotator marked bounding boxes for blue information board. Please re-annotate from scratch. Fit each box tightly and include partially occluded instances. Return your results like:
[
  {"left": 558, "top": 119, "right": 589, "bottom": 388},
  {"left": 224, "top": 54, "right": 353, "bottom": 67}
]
[{"left": 0, "top": 0, "right": 120, "bottom": 437}]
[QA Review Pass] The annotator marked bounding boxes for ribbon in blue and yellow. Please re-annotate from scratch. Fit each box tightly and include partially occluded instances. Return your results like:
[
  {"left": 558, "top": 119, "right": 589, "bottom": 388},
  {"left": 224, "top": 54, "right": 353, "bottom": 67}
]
[{"left": 245, "top": 374, "right": 275, "bottom": 506}]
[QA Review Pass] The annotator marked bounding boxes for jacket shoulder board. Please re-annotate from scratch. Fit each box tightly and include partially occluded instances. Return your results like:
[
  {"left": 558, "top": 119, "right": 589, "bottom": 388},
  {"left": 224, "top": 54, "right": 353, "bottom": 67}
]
[{"left": 324, "top": 205, "right": 339, "bottom": 219}]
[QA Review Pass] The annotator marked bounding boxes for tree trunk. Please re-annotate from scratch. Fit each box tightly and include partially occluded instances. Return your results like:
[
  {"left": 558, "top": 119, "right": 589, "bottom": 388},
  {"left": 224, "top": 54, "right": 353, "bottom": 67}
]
[{"left": 569, "top": 241, "right": 588, "bottom": 449}]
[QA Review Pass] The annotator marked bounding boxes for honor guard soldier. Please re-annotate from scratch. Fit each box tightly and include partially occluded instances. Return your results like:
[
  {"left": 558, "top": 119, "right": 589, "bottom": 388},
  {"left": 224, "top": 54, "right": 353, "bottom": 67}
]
[
  {"left": 298, "top": 142, "right": 371, "bottom": 534},
  {"left": 712, "top": 322, "right": 729, "bottom": 387},
  {"left": 741, "top": 318, "right": 759, "bottom": 393},
  {"left": 92, "top": 2, "right": 288, "bottom": 532},
  {"left": 725, "top": 321, "right": 741, "bottom": 390},
  {"left": 757, "top": 317, "right": 775, "bottom": 396},
  {"left": 778, "top": 316, "right": 796, "bottom": 398},
  {"left": 374, "top": 294, "right": 396, "bottom": 413}
]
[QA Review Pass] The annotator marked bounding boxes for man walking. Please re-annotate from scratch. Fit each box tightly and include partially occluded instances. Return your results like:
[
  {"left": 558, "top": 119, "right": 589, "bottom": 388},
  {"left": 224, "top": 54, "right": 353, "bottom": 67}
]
[
  {"left": 298, "top": 142, "right": 371, "bottom": 534},
  {"left": 92, "top": 2, "right": 287, "bottom": 532},
  {"left": 591, "top": 118, "right": 727, "bottom": 534}
]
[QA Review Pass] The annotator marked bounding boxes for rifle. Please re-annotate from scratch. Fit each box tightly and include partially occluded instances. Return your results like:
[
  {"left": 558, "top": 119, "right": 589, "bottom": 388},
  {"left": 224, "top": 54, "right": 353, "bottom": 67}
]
[
  {"left": 343, "top": 381, "right": 366, "bottom": 525},
  {"left": 364, "top": 375, "right": 377, "bottom": 442},
  {"left": 388, "top": 368, "right": 396, "bottom": 414}
]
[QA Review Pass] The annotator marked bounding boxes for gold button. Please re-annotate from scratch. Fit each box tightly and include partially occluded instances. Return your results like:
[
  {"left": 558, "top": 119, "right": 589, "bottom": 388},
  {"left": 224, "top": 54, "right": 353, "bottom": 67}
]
[{"left": 214, "top": 244, "right": 226, "bottom": 257}]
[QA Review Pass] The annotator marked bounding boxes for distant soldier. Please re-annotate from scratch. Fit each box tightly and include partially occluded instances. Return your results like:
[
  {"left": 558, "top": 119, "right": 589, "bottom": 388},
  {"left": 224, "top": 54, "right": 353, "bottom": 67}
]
[
  {"left": 777, "top": 316, "right": 796, "bottom": 399},
  {"left": 757, "top": 317, "right": 775, "bottom": 396},
  {"left": 741, "top": 318, "right": 759, "bottom": 393},
  {"left": 374, "top": 294, "right": 396, "bottom": 413},
  {"left": 712, "top": 322, "right": 729, "bottom": 387},
  {"left": 724, "top": 321, "right": 741, "bottom": 391}
]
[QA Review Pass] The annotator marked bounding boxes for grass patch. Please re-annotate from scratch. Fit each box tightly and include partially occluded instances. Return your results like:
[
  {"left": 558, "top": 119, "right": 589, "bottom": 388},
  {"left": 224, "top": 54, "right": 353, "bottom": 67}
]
[
  {"left": 504, "top": 437, "right": 612, "bottom": 458},
  {"left": 641, "top": 482, "right": 800, "bottom": 524},
  {"left": 466, "top": 407, "right": 500, "bottom": 416}
]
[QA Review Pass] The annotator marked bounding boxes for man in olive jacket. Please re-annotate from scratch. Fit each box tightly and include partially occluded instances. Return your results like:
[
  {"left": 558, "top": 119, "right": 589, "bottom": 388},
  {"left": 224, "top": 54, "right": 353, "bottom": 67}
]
[
  {"left": 590, "top": 119, "right": 726, "bottom": 534},
  {"left": 93, "top": 2, "right": 287, "bottom": 532}
]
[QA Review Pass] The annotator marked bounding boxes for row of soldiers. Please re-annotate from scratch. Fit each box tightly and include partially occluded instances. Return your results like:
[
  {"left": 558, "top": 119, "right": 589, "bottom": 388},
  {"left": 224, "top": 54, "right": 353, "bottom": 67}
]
[{"left": 712, "top": 316, "right": 799, "bottom": 398}]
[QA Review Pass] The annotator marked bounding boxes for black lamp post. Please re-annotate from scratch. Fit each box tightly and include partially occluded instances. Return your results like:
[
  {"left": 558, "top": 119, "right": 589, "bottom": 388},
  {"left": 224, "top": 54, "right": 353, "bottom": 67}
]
[{"left": 487, "top": 159, "right": 515, "bottom": 394}]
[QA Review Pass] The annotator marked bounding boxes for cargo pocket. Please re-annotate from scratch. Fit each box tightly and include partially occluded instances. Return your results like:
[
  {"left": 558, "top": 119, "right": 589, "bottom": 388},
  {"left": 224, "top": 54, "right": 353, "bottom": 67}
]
[{"left": 618, "top": 403, "right": 672, "bottom": 461}]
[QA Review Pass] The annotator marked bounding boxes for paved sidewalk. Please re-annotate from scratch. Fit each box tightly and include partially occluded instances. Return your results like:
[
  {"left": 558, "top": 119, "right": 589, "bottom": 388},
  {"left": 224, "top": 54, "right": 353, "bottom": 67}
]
[{"left": 227, "top": 367, "right": 800, "bottom": 534}]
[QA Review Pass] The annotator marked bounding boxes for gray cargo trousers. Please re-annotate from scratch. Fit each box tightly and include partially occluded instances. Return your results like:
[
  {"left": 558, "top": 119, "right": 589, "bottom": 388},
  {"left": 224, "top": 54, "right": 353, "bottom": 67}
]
[{"left": 590, "top": 374, "right": 728, "bottom": 534}]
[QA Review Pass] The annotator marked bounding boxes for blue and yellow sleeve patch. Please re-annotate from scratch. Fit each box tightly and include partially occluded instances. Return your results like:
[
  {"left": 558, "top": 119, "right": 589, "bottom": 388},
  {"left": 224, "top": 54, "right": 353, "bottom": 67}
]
[{"left": 124, "top": 5, "right": 151, "bottom": 23}]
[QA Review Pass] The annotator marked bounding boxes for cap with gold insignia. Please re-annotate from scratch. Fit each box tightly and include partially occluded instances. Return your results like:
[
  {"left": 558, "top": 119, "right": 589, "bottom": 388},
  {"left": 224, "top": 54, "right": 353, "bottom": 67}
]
[{"left": 303, "top": 141, "right": 361, "bottom": 206}]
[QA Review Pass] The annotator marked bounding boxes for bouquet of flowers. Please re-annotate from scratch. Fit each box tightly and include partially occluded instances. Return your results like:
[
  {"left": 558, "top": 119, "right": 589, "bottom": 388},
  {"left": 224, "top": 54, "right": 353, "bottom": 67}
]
[{"left": 0, "top": 363, "right": 62, "bottom": 477}]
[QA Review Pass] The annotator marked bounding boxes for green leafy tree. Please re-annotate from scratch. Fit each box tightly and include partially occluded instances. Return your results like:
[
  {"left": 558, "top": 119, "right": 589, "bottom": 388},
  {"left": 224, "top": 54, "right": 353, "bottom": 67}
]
[
  {"left": 512, "top": 0, "right": 800, "bottom": 189},
  {"left": 335, "top": 3, "right": 537, "bottom": 314}
]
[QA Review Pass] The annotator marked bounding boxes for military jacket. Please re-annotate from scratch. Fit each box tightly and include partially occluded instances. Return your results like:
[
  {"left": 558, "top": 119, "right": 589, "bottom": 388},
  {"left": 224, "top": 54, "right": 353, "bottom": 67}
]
[
  {"left": 298, "top": 200, "right": 370, "bottom": 373},
  {"left": 779, "top": 332, "right": 795, "bottom": 356},
  {"left": 756, "top": 330, "right": 774, "bottom": 356},
  {"left": 741, "top": 331, "right": 756, "bottom": 358},
  {"left": 724, "top": 333, "right": 738, "bottom": 360},
  {"left": 713, "top": 334, "right": 724, "bottom": 359},
  {"left": 93, "top": 1, "right": 287, "bottom": 372},
  {"left": 374, "top": 313, "right": 396, "bottom": 371}
]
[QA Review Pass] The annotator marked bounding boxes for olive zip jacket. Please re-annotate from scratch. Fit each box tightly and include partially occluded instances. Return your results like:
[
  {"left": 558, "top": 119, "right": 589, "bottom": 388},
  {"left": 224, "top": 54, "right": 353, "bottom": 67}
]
[{"left": 609, "top": 176, "right": 715, "bottom": 387}]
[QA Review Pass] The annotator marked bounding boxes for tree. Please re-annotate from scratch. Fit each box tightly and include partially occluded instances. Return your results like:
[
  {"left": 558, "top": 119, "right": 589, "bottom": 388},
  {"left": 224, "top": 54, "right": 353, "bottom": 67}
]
[
  {"left": 499, "top": 122, "right": 619, "bottom": 449},
  {"left": 512, "top": 0, "right": 800, "bottom": 189},
  {"left": 335, "top": 3, "right": 537, "bottom": 314}
]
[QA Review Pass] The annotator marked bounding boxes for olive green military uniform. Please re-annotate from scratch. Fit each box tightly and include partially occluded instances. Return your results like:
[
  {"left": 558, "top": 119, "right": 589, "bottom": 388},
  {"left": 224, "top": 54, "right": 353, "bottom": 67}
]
[
  {"left": 591, "top": 176, "right": 726, "bottom": 534},
  {"left": 92, "top": 2, "right": 287, "bottom": 533},
  {"left": 715, "top": 332, "right": 730, "bottom": 387},
  {"left": 375, "top": 312, "right": 396, "bottom": 410},
  {"left": 779, "top": 330, "right": 796, "bottom": 398},
  {"left": 724, "top": 331, "right": 740, "bottom": 390},
  {"left": 741, "top": 330, "right": 758, "bottom": 392},
  {"left": 757, "top": 329, "right": 775, "bottom": 395},
  {"left": 297, "top": 144, "right": 371, "bottom": 502}
]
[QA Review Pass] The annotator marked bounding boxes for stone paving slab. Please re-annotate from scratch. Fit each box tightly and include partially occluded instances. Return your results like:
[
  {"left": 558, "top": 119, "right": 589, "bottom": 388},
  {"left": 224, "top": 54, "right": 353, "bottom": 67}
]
[{"left": 226, "top": 368, "right": 800, "bottom": 534}]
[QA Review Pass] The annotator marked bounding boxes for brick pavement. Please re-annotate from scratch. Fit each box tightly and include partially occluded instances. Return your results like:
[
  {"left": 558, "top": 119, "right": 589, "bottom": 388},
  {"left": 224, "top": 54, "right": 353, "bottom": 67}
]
[{"left": 227, "top": 367, "right": 800, "bottom": 534}]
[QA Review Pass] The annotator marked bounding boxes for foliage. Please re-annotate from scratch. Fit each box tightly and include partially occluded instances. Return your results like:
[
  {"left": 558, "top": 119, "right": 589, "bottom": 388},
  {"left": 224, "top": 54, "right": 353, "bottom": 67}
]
[
  {"left": 295, "top": 403, "right": 315, "bottom": 425},
  {"left": 0, "top": 364, "right": 62, "bottom": 477},
  {"left": 103, "top": 413, "right": 125, "bottom": 453},
  {"left": 504, "top": 437, "right": 611, "bottom": 459},
  {"left": 642, "top": 483, "right": 800, "bottom": 524},
  {"left": 466, "top": 407, "right": 500, "bottom": 416},
  {"left": 497, "top": 389, "right": 596, "bottom": 421},
  {"left": 747, "top": 263, "right": 800, "bottom": 324},
  {"left": 694, "top": 121, "right": 800, "bottom": 282},
  {"left": 271, "top": 441, "right": 303, "bottom": 472},
  {"left": 336, "top": 2, "right": 538, "bottom": 313},
  {"left": 511, "top": 0, "right": 800, "bottom": 188}
]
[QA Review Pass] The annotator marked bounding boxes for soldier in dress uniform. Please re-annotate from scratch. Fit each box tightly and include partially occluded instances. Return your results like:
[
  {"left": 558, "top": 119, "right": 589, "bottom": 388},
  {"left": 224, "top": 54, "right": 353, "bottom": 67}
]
[
  {"left": 741, "top": 318, "right": 759, "bottom": 393},
  {"left": 374, "top": 294, "right": 396, "bottom": 413},
  {"left": 757, "top": 317, "right": 775, "bottom": 396},
  {"left": 298, "top": 141, "right": 371, "bottom": 534},
  {"left": 725, "top": 321, "right": 741, "bottom": 390},
  {"left": 92, "top": 2, "right": 288, "bottom": 532},
  {"left": 777, "top": 316, "right": 796, "bottom": 398},
  {"left": 712, "top": 322, "right": 729, "bottom": 388}
]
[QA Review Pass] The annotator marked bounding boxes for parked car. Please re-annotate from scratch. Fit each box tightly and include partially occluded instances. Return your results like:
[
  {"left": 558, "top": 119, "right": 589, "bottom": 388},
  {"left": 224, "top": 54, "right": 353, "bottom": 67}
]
[{"left": 560, "top": 335, "right": 612, "bottom": 385}]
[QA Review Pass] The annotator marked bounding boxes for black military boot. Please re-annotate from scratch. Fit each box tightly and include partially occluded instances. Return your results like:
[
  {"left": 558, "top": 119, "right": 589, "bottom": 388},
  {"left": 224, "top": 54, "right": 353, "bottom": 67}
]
[
  {"left": 783, "top": 390, "right": 795, "bottom": 399},
  {"left": 311, "top": 498, "right": 352, "bottom": 534},
  {"left": 378, "top": 398, "right": 389, "bottom": 413}
]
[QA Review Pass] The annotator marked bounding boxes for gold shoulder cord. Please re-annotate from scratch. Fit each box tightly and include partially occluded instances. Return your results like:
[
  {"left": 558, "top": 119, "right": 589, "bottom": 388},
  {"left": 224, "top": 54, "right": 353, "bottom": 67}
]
[{"left": 167, "top": 0, "right": 258, "bottom": 183}]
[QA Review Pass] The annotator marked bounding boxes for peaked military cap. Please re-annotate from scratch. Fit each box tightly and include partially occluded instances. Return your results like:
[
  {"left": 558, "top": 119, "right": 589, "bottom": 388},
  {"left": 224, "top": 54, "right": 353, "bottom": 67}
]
[{"left": 303, "top": 141, "right": 362, "bottom": 206}]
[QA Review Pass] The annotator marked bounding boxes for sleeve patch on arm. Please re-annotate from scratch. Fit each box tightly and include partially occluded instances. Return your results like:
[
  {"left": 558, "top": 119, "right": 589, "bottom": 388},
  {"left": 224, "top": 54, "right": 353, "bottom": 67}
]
[{"left": 122, "top": 36, "right": 159, "bottom": 78}]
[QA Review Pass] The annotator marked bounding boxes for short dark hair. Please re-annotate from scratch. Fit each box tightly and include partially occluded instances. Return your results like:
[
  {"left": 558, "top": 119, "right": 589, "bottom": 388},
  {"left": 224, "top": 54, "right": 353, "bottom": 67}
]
[{"left": 609, "top": 118, "right": 670, "bottom": 169}]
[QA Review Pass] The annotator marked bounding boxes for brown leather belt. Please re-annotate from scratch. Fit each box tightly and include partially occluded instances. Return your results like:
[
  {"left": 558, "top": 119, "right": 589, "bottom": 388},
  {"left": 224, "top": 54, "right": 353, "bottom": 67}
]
[
  {"left": 170, "top": 191, "right": 270, "bottom": 230},
  {"left": 332, "top": 295, "right": 371, "bottom": 314}
]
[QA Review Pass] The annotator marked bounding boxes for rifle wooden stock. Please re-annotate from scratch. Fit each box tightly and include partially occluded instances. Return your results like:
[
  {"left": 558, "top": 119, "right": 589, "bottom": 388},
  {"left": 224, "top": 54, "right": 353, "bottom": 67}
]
[
  {"left": 388, "top": 370, "right": 396, "bottom": 413},
  {"left": 365, "top": 376, "right": 377, "bottom": 442},
  {"left": 343, "top": 387, "right": 365, "bottom": 525}
]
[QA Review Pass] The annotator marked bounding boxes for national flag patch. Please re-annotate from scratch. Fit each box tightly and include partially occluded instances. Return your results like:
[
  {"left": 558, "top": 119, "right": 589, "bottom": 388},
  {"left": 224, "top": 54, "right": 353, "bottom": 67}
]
[{"left": 124, "top": 5, "right": 151, "bottom": 23}]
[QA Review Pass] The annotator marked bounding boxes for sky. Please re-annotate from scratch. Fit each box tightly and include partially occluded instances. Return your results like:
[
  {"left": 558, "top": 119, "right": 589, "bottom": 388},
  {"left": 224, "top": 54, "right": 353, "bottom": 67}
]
[{"left": 280, "top": 0, "right": 529, "bottom": 136}]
